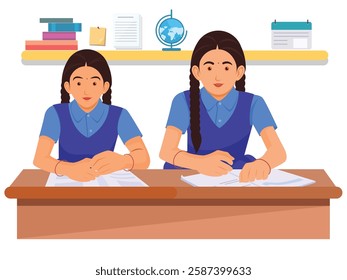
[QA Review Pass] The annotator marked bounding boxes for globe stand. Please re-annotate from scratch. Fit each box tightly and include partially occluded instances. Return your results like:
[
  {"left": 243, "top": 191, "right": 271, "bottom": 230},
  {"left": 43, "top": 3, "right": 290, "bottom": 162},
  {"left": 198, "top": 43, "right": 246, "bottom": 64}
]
[
  {"left": 162, "top": 47, "right": 181, "bottom": 51},
  {"left": 155, "top": 10, "right": 187, "bottom": 52}
]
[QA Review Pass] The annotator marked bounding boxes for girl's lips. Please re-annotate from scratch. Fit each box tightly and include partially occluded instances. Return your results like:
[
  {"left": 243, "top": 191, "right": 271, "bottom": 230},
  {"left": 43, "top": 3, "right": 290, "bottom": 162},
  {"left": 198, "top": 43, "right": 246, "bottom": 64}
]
[
  {"left": 214, "top": 83, "right": 223, "bottom": 87},
  {"left": 83, "top": 97, "right": 91, "bottom": 100}
]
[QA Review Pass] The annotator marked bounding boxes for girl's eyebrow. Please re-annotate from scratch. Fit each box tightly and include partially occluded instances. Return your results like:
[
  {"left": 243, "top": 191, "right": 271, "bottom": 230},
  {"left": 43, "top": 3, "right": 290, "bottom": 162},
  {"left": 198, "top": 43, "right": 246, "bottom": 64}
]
[
  {"left": 91, "top": 76, "right": 101, "bottom": 80},
  {"left": 203, "top": 61, "right": 214, "bottom": 65},
  {"left": 72, "top": 76, "right": 83, "bottom": 80},
  {"left": 222, "top": 61, "right": 232, "bottom": 65}
]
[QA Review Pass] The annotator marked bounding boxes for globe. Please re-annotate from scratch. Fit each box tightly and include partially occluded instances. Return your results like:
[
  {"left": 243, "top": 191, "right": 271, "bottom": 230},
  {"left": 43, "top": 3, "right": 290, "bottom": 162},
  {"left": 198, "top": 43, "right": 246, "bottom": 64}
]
[
  {"left": 159, "top": 18, "right": 184, "bottom": 44},
  {"left": 155, "top": 10, "right": 187, "bottom": 51}
]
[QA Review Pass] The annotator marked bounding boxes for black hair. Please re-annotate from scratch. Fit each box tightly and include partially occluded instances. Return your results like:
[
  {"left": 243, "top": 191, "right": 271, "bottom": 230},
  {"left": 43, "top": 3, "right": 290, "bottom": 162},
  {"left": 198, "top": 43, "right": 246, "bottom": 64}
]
[
  {"left": 60, "top": 49, "right": 112, "bottom": 104},
  {"left": 189, "top": 31, "right": 246, "bottom": 152}
]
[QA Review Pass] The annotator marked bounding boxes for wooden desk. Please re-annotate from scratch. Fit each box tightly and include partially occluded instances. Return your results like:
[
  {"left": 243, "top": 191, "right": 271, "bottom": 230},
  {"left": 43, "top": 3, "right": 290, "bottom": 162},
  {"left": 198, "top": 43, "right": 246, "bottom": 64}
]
[{"left": 5, "top": 169, "right": 342, "bottom": 239}]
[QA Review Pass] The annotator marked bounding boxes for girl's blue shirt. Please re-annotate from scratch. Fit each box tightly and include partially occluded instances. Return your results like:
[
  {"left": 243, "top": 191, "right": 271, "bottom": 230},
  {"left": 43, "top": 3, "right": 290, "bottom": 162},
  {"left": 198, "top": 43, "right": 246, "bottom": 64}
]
[
  {"left": 166, "top": 87, "right": 277, "bottom": 135},
  {"left": 40, "top": 99, "right": 142, "bottom": 143}
]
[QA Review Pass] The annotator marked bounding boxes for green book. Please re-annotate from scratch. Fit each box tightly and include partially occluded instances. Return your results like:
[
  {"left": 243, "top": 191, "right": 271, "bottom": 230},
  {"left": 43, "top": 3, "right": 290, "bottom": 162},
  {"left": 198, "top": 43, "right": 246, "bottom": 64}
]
[{"left": 40, "top": 18, "right": 73, "bottom": 23}]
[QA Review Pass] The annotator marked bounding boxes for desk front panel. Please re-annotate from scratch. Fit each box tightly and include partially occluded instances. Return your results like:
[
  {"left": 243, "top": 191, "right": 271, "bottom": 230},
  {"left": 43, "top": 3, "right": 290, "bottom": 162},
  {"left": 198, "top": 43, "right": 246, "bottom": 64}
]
[{"left": 17, "top": 198, "right": 330, "bottom": 239}]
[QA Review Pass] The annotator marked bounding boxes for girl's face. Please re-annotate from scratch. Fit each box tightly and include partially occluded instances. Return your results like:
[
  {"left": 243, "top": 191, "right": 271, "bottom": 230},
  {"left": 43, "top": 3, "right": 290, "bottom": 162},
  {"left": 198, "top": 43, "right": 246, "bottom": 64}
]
[
  {"left": 64, "top": 65, "right": 110, "bottom": 112},
  {"left": 192, "top": 48, "right": 245, "bottom": 99}
]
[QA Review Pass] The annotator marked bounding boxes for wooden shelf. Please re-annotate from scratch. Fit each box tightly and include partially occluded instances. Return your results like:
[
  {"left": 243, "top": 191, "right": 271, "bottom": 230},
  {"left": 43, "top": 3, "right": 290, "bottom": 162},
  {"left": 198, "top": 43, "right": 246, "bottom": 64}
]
[{"left": 21, "top": 50, "right": 328, "bottom": 65}]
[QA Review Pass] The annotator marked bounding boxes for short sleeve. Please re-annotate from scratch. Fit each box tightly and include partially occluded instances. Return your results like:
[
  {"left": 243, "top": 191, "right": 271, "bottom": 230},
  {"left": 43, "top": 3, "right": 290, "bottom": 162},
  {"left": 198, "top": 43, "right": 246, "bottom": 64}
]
[
  {"left": 250, "top": 95, "right": 277, "bottom": 135},
  {"left": 117, "top": 109, "right": 142, "bottom": 144},
  {"left": 39, "top": 106, "right": 61, "bottom": 142},
  {"left": 166, "top": 92, "right": 190, "bottom": 134}
]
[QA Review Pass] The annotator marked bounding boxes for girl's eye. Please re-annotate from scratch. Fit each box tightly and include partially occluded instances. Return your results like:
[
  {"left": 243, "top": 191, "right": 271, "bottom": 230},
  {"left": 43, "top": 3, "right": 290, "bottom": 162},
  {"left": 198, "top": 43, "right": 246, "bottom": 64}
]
[
  {"left": 93, "top": 82, "right": 97, "bottom": 86},
  {"left": 77, "top": 82, "right": 81, "bottom": 86},
  {"left": 207, "top": 66, "right": 212, "bottom": 71},
  {"left": 225, "top": 66, "right": 229, "bottom": 71}
]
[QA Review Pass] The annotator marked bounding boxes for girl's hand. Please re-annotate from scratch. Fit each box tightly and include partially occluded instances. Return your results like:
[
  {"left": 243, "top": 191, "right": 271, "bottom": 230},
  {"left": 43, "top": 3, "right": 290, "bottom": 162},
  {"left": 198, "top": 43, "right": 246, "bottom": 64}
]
[
  {"left": 63, "top": 158, "right": 97, "bottom": 182},
  {"left": 196, "top": 150, "right": 234, "bottom": 176},
  {"left": 89, "top": 151, "right": 129, "bottom": 175},
  {"left": 239, "top": 159, "right": 271, "bottom": 182}
]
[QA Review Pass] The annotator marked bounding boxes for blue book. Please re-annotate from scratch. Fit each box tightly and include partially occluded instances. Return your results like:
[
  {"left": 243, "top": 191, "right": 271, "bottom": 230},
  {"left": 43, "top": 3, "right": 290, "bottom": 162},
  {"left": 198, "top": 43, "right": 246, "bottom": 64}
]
[{"left": 48, "top": 23, "right": 82, "bottom": 32}]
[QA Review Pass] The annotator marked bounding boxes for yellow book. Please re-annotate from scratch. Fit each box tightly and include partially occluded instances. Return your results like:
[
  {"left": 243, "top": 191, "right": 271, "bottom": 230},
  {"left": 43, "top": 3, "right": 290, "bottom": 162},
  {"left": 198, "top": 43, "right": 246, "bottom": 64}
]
[{"left": 89, "top": 27, "right": 106, "bottom": 46}]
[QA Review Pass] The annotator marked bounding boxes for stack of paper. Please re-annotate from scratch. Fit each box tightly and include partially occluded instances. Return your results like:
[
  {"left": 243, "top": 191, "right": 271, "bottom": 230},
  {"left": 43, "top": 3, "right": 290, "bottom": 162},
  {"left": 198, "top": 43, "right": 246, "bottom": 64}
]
[
  {"left": 46, "top": 170, "right": 148, "bottom": 187},
  {"left": 113, "top": 14, "right": 142, "bottom": 49},
  {"left": 181, "top": 169, "right": 315, "bottom": 187}
]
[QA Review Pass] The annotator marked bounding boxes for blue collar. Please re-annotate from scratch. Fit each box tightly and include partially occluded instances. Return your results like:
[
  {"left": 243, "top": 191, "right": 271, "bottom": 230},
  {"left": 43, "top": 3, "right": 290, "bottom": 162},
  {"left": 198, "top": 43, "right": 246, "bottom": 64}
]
[
  {"left": 69, "top": 99, "right": 107, "bottom": 123},
  {"left": 200, "top": 87, "right": 238, "bottom": 111}
]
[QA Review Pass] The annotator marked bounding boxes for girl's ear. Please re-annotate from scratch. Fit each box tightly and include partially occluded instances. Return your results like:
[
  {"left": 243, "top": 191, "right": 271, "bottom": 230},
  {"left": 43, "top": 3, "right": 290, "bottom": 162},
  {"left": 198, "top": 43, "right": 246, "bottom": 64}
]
[
  {"left": 191, "top": 65, "right": 201, "bottom": 81},
  {"left": 64, "top": 81, "right": 71, "bottom": 94},
  {"left": 103, "top": 81, "right": 110, "bottom": 94},
  {"left": 236, "top": 65, "right": 245, "bottom": 81}
]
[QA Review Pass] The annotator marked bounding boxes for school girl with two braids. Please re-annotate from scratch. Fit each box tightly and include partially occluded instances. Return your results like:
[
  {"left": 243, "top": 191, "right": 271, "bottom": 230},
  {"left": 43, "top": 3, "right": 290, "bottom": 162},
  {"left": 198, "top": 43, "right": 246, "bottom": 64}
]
[{"left": 34, "top": 49, "right": 150, "bottom": 182}]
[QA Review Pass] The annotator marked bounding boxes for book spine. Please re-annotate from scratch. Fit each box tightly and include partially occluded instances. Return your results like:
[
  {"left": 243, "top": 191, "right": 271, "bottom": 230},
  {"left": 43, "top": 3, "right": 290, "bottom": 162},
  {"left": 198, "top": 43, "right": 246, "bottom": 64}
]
[
  {"left": 48, "top": 23, "right": 82, "bottom": 32},
  {"left": 42, "top": 32, "right": 76, "bottom": 40},
  {"left": 40, "top": 18, "right": 73, "bottom": 23},
  {"left": 25, "top": 40, "right": 78, "bottom": 50},
  {"left": 26, "top": 40, "right": 78, "bottom": 45},
  {"left": 25, "top": 45, "right": 78, "bottom": 50}
]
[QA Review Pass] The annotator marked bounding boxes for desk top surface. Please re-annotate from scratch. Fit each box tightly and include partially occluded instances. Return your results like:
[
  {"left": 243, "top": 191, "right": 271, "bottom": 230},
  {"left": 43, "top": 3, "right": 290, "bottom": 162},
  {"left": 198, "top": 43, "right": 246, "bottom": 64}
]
[{"left": 4, "top": 169, "right": 342, "bottom": 200}]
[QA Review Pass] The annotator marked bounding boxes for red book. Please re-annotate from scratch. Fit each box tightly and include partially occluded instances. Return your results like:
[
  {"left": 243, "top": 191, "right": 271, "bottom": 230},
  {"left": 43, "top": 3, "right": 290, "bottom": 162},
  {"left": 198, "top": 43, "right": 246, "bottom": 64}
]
[{"left": 25, "top": 40, "right": 78, "bottom": 50}]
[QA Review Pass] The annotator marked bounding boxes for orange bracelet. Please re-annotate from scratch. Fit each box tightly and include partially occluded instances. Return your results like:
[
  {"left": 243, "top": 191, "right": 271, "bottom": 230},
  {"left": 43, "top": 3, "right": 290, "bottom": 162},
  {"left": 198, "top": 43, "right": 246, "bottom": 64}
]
[
  {"left": 124, "top": 154, "right": 134, "bottom": 171},
  {"left": 256, "top": 158, "right": 271, "bottom": 174},
  {"left": 54, "top": 160, "right": 63, "bottom": 177},
  {"left": 173, "top": 150, "right": 185, "bottom": 166}
]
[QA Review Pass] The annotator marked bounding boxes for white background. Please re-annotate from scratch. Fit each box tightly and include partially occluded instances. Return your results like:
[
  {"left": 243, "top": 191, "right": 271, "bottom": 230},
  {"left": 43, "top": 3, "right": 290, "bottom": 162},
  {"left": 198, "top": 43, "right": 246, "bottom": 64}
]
[{"left": 1, "top": 0, "right": 346, "bottom": 279}]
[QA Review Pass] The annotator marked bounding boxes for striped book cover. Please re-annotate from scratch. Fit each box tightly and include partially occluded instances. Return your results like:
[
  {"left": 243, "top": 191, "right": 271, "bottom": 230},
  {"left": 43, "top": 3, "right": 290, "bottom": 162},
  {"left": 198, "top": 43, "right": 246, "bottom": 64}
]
[
  {"left": 43, "top": 32, "right": 76, "bottom": 40},
  {"left": 40, "top": 18, "right": 73, "bottom": 23},
  {"left": 48, "top": 22, "right": 82, "bottom": 32},
  {"left": 25, "top": 40, "right": 78, "bottom": 50}
]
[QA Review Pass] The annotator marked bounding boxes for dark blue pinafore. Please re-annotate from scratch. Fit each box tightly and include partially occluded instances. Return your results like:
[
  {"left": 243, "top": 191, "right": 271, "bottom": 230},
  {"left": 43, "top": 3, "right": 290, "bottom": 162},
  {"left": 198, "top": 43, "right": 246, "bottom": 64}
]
[
  {"left": 164, "top": 90, "right": 256, "bottom": 169},
  {"left": 54, "top": 103, "right": 122, "bottom": 162}
]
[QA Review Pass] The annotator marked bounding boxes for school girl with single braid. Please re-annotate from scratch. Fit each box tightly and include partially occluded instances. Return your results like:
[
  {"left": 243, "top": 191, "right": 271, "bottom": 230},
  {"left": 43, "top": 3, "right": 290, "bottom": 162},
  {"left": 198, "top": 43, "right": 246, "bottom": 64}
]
[{"left": 160, "top": 31, "right": 286, "bottom": 182}]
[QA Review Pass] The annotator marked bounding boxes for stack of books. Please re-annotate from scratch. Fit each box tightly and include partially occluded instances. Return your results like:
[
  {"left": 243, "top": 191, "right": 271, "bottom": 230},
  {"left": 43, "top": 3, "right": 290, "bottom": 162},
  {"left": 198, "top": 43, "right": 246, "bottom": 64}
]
[{"left": 25, "top": 18, "right": 82, "bottom": 50}]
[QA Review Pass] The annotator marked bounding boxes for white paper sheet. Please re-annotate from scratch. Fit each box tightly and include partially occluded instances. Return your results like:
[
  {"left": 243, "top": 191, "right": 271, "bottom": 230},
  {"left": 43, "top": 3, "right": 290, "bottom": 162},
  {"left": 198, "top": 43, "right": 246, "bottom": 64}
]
[
  {"left": 181, "top": 169, "right": 315, "bottom": 187},
  {"left": 46, "top": 170, "right": 148, "bottom": 187},
  {"left": 113, "top": 14, "right": 142, "bottom": 49}
]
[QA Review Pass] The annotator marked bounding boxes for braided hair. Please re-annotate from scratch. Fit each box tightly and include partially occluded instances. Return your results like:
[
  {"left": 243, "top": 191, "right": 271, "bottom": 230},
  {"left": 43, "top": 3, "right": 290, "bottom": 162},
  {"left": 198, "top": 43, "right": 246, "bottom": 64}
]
[
  {"left": 189, "top": 31, "right": 246, "bottom": 152},
  {"left": 60, "top": 49, "right": 112, "bottom": 104}
]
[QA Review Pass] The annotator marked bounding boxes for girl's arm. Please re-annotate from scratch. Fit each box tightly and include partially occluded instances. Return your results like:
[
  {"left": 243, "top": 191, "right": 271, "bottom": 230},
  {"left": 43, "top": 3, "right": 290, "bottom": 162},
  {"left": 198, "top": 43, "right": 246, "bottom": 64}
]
[
  {"left": 124, "top": 136, "right": 150, "bottom": 169},
  {"left": 239, "top": 126, "right": 286, "bottom": 182},
  {"left": 33, "top": 136, "right": 96, "bottom": 181},
  {"left": 89, "top": 136, "right": 150, "bottom": 174},
  {"left": 160, "top": 126, "right": 233, "bottom": 176},
  {"left": 33, "top": 136, "right": 59, "bottom": 173}
]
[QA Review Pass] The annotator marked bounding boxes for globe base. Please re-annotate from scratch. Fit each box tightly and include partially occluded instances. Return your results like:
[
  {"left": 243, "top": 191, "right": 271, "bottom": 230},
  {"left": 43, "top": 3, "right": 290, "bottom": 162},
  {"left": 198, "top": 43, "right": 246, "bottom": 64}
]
[{"left": 162, "top": 47, "right": 181, "bottom": 51}]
